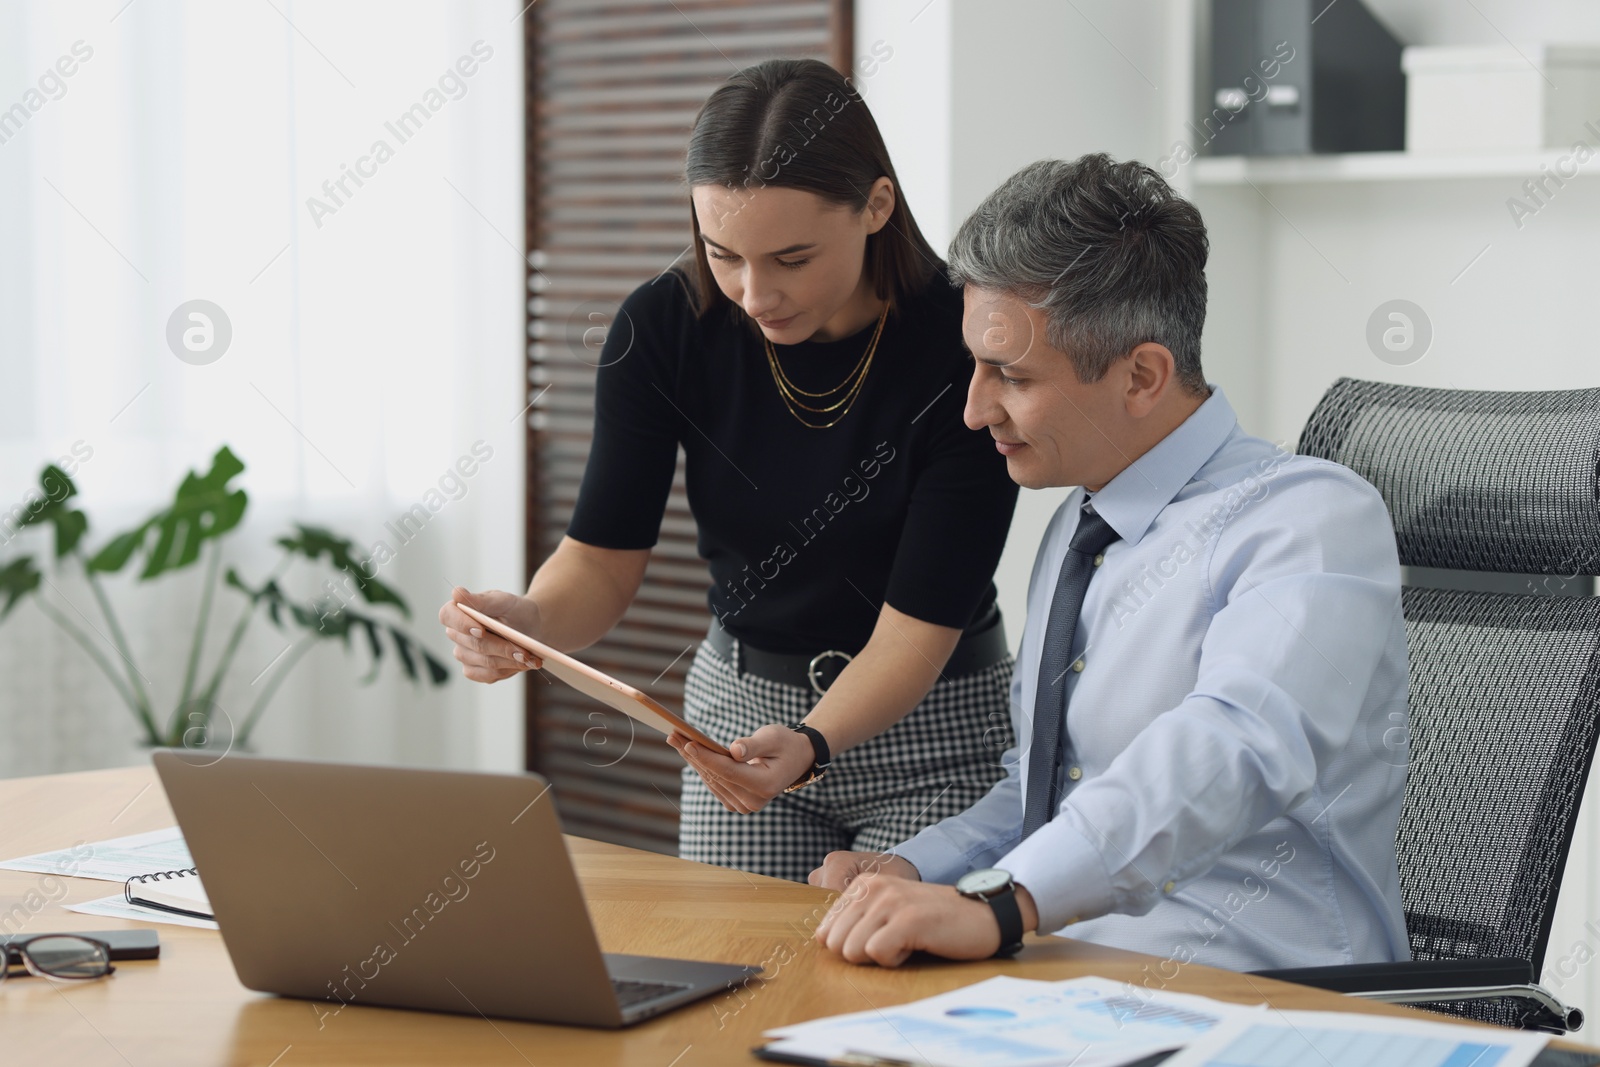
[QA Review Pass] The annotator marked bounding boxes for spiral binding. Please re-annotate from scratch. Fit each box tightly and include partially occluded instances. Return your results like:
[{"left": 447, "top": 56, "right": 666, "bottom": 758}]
[{"left": 124, "top": 867, "right": 208, "bottom": 918}]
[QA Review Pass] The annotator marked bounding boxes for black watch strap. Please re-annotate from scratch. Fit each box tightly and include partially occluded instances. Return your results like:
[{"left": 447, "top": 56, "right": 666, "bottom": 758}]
[
  {"left": 791, "top": 723, "right": 831, "bottom": 770},
  {"left": 988, "top": 888, "right": 1025, "bottom": 958},
  {"left": 785, "top": 723, "right": 832, "bottom": 793}
]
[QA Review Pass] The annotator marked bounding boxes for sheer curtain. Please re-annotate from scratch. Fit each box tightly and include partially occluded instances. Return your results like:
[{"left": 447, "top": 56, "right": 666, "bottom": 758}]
[{"left": 0, "top": 0, "right": 525, "bottom": 778}]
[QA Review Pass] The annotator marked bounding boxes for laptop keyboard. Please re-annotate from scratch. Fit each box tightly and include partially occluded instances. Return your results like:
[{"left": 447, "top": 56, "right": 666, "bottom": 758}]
[{"left": 612, "top": 977, "right": 693, "bottom": 1009}]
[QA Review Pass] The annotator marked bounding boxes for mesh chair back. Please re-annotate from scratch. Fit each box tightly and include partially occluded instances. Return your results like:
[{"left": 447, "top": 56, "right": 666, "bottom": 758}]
[{"left": 1299, "top": 379, "right": 1600, "bottom": 1022}]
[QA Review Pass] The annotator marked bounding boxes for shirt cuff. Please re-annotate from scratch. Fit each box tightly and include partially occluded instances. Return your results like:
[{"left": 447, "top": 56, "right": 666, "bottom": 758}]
[
  {"left": 997, "top": 815, "right": 1119, "bottom": 936},
  {"left": 890, "top": 827, "right": 976, "bottom": 885}
]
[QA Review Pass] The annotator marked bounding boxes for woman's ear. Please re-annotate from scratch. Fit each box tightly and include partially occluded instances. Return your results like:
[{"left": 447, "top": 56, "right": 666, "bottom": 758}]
[{"left": 863, "top": 177, "right": 895, "bottom": 235}]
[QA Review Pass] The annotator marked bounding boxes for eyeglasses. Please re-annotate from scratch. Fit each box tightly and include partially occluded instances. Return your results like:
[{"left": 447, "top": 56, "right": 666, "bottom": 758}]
[{"left": 0, "top": 935, "right": 116, "bottom": 985}]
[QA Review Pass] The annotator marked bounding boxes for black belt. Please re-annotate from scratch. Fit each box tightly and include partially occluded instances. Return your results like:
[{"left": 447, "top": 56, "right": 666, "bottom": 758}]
[{"left": 705, "top": 609, "right": 1009, "bottom": 696}]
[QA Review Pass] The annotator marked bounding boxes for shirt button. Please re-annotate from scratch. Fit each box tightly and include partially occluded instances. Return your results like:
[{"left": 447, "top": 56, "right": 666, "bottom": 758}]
[
  {"left": 1071, "top": 659, "right": 1085, "bottom": 673},
  {"left": 1164, "top": 880, "right": 1176, "bottom": 894},
  {"left": 1067, "top": 766, "right": 1082, "bottom": 781},
  {"left": 1093, "top": 554, "right": 1105, "bottom": 566}
]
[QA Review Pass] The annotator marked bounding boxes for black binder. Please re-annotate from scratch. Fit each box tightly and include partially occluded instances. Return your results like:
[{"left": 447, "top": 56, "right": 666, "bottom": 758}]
[{"left": 1206, "top": 0, "right": 1406, "bottom": 156}]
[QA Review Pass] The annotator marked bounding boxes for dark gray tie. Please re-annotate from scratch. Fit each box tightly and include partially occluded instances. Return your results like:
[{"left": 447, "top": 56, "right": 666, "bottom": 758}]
[{"left": 1022, "top": 503, "right": 1121, "bottom": 839}]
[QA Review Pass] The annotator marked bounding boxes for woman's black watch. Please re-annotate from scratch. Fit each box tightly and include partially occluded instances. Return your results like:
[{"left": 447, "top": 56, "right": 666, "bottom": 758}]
[
  {"left": 784, "top": 723, "right": 831, "bottom": 793},
  {"left": 956, "top": 868, "right": 1025, "bottom": 957}
]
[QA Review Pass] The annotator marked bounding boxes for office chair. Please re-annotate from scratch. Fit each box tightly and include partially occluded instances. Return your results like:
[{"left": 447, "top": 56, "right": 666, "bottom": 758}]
[{"left": 1248, "top": 378, "right": 1600, "bottom": 1033}]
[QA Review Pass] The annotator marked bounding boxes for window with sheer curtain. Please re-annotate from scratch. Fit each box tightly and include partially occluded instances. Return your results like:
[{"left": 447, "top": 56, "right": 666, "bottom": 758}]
[{"left": 0, "top": 1, "right": 526, "bottom": 778}]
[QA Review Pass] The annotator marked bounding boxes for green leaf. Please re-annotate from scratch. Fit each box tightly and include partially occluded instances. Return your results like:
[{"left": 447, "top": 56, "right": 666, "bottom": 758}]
[
  {"left": 90, "top": 529, "right": 146, "bottom": 573},
  {"left": 310, "top": 601, "right": 351, "bottom": 641},
  {"left": 421, "top": 647, "right": 450, "bottom": 685},
  {"left": 14, "top": 465, "right": 89, "bottom": 558},
  {"left": 356, "top": 616, "right": 382, "bottom": 683},
  {"left": 51, "top": 510, "right": 88, "bottom": 558},
  {"left": 223, "top": 567, "right": 259, "bottom": 599},
  {"left": 390, "top": 626, "right": 418, "bottom": 681},
  {"left": 359, "top": 617, "right": 381, "bottom": 661},
  {"left": 221, "top": 567, "right": 445, "bottom": 692},
  {"left": 288, "top": 601, "right": 319, "bottom": 630},
  {"left": 275, "top": 524, "right": 409, "bottom": 619},
  {"left": 0, "top": 557, "right": 42, "bottom": 619},
  {"left": 88, "top": 446, "right": 248, "bottom": 579},
  {"left": 227, "top": 571, "right": 293, "bottom": 630}
]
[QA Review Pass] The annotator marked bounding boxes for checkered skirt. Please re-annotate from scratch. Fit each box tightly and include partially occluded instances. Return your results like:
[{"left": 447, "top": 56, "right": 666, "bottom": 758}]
[{"left": 677, "top": 639, "right": 1017, "bottom": 882}]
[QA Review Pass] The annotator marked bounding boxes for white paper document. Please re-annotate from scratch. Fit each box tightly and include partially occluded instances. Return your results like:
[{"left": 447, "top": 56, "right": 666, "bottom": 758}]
[
  {"left": 63, "top": 894, "right": 220, "bottom": 931},
  {"left": 1156, "top": 1008, "right": 1548, "bottom": 1067},
  {"left": 0, "top": 826, "right": 194, "bottom": 883},
  {"left": 762, "top": 975, "right": 1256, "bottom": 1067}
]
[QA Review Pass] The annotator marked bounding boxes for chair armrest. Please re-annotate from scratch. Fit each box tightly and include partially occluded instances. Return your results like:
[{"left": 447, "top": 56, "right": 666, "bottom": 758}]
[
  {"left": 1251, "top": 957, "right": 1534, "bottom": 994},
  {"left": 1250, "top": 958, "right": 1582, "bottom": 1033}
]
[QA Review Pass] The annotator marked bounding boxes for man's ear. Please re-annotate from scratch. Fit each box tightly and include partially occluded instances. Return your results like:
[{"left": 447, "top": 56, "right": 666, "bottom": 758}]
[{"left": 1124, "top": 342, "right": 1177, "bottom": 418}]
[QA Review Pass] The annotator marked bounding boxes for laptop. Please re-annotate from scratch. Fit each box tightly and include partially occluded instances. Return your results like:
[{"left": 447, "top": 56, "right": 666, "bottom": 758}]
[{"left": 152, "top": 752, "right": 762, "bottom": 1027}]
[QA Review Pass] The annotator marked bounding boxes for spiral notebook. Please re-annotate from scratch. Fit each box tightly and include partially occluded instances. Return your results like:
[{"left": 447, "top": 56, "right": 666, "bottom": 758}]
[{"left": 124, "top": 867, "right": 213, "bottom": 921}]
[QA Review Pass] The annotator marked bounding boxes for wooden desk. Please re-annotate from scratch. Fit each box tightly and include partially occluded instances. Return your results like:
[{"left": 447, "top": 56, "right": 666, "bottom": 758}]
[{"left": 0, "top": 766, "right": 1589, "bottom": 1065}]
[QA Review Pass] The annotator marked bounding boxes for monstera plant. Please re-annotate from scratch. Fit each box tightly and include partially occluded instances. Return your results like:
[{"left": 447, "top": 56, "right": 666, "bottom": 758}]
[{"left": 0, "top": 446, "right": 449, "bottom": 749}]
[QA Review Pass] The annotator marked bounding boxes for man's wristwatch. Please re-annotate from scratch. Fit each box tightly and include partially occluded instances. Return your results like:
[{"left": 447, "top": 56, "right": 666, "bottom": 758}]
[
  {"left": 783, "top": 723, "right": 831, "bottom": 793},
  {"left": 956, "top": 868, "right": 1025, "bottom": 958}
]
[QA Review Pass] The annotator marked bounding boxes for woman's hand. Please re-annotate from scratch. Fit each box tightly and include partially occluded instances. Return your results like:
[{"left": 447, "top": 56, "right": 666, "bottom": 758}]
[
  {"left": 667, "top": 724, "right": 817, "bottom": 814},
  {"left": 438, "top": 586, "right": 542, "bottom": 683},
  {"left": 670, "top": 607, "right": 963, "bottom": 815}
]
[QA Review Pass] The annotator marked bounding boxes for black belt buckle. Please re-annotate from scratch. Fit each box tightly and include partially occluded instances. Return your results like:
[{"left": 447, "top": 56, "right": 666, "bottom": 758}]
[{"left": 805, "top": 649, "right": 852, "bottom": 696}]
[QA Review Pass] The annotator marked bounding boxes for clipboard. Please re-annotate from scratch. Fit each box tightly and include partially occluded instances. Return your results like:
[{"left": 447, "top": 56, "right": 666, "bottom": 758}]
[{"left": 455, "top": 602, "right": 731, "bottom": 758}]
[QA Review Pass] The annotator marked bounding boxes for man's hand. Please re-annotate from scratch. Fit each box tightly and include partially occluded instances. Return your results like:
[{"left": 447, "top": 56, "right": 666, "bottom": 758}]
[
  {"left": 814, "top": 873, "right": 1007, "bottom": 967},
  {"left": 809, "top": 850, "right": 920, "bottom": 890},
  {"left": 667, "top": 725, "right": 815, "bottom": 814}
]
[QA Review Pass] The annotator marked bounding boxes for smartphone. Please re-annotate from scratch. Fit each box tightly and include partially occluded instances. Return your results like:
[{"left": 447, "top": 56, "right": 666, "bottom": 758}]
[{"left": 2, "top": 928, "right": 160, "bottom": 963}]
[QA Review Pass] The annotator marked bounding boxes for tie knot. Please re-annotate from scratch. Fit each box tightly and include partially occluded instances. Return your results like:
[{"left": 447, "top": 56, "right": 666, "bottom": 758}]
[{"left": 1069, "top": 505, "right": 1120, "bottom": 556}]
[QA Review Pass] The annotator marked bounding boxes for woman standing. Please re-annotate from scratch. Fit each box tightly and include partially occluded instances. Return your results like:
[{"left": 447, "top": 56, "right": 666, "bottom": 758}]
[{"left": 439, "top": 58, "right": 1018, "bottom": 882}]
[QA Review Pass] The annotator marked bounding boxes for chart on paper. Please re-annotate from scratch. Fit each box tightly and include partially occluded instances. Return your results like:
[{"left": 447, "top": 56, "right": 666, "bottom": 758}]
[
  {"left": 0, "top": 826, "right": 194, "bottom": 883},
  {"left": 1161, "top": 1015, "right": 1547, "bottom": 1067},
  {"left": 761, "top": 975, "right": 1256, "bottom": 1067},
  {"left": 1201, "top": 1027, "right": 1513, "bottom": 1067}
]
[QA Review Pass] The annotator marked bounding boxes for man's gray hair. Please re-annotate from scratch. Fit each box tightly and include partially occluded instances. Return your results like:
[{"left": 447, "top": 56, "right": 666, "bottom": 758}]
[{"left": 947, "top": 153, "right": 1209, "bottom": 394}]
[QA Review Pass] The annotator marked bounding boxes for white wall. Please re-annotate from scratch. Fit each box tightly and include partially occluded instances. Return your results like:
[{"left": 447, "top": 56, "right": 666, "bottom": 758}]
[
  {"left": 1197, "top": 177, "right": 1600, "bottom": 444},
  {"left": 854, "top": 0, "right": 952, "bottom": 251},
  {"left": 858, "top": 0, "right": 1174, "bottom": 649}
]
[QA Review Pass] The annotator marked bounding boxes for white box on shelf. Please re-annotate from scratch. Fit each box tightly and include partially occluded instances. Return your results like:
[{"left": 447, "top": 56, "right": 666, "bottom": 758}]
[{"left": 1402, "top": 44, "right": 1600, "bottom": 153}]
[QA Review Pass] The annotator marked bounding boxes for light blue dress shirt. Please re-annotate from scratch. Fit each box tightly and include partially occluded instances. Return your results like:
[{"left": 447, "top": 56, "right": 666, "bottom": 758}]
[{"left": 894, "top": 386, "right": 1411, "bottom": 972}]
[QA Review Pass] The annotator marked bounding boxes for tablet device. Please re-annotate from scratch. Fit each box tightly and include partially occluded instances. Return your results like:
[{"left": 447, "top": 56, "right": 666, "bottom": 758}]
[{"left": 455, "top": 603, "right": 731, "bottom": 758}]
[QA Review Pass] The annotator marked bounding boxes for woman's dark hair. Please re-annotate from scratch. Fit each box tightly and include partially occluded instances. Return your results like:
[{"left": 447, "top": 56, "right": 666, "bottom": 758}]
[{"left": 682, "top": 58, "right": 939, "bottom": 317}]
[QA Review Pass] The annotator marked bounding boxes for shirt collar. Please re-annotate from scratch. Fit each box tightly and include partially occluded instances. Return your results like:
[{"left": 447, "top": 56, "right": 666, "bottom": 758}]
[{"left": 1083, "top": 385, "right": 1239, "bottom": 547}]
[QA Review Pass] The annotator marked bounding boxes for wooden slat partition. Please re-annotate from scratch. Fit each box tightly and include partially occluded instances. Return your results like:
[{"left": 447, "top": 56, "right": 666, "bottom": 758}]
[{"left": 523, "top": 0, "right": 852, "bottom": 854}]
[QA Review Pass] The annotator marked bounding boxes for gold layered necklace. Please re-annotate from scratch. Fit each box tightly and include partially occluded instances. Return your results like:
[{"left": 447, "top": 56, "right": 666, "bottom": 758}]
[{"left": 764, "top": 304, "right": 888, "bottom": 429}]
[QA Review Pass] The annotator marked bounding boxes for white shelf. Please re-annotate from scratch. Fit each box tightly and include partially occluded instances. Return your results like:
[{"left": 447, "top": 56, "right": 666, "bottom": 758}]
[{"left": 1192, "top": 148, "right": 1594, "bottom": 185}]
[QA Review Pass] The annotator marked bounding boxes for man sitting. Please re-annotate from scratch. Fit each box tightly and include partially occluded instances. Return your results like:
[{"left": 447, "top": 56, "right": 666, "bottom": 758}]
[{"left": 809, "top": 153, "right": 1410, "bottom": 973}]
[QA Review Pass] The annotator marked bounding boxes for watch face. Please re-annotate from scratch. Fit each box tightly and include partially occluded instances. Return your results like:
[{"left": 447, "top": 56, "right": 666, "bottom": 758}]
[{"left": 957, "top": 868, "right": 1012, "bottom": 897}]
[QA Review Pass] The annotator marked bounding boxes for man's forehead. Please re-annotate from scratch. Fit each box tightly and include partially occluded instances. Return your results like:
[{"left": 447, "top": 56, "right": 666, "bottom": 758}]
[{"left": 961, "top": 287, "right": 1039, "bottom": 367}]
